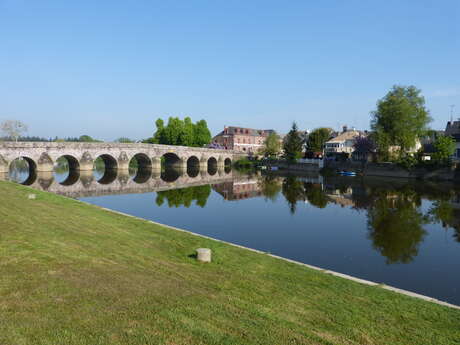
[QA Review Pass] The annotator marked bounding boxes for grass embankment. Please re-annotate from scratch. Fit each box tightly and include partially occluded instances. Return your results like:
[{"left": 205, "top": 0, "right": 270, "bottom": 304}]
[{"left": 0, "top": 181, "right": 459, "bottom": 345}]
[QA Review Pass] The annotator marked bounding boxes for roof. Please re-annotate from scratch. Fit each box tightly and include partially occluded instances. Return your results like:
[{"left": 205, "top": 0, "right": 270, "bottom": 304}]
[
  {"left": 326, "top": 130, "right": 363, "bottom": 143},
  {"left": 216, "top": 126, "right": 275, "bottom": 137}
]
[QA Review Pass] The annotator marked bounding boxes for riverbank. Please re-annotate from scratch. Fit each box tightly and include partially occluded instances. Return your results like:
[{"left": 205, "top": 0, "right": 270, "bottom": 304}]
[{"left": 1, "top": 181, "right": 459, "bottom": 344}]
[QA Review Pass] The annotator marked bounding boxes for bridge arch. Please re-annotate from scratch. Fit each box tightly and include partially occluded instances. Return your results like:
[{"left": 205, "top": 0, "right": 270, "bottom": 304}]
[
  {"left": 207, "top": 157, "right": 218, "bottom": 175},
  {"left": 163, "top": 152, "right": 181, "bottom": 167},
  {"left": 94, "top": 154, "right": 118, "bottom": 185},
  {"left": 129, "top": 153, "right": 152, "bottom": 184},
  {"left": 8, "top": 156, "right": 37, "bottom": 185},
  {"left": 186, "top": 156, "right": 200, "bottom": 178},
  {"left": 224, "top": 157, "right": 232, "bottom": 166},
  {"left": 55, "top": 155, "right": 80, "bottom": 186}
]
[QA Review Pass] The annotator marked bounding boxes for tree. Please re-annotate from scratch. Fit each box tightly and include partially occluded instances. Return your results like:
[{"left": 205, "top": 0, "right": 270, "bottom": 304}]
[
  {"left": 371, "top": 85, "right": 432, "bottom": 158},
  {"left": 193, "top": 119, "right": 212, "bottom": 147},
  {"left": 148, "top": 117, "right": 212, "bottom": 147},
  {"left": 180, "top": 117, "right": 195, "bottom": 147},
  {"left": 0, "top": 120, "right": 28, "bottom": 141},
  {"left": 283, "top": 122, "right": 303, "bottom": 161},
  {"left": 261, "top": 132, "right": 281, "bottom": 158},
  {"left": 78, "top": 135, "right": 98, "bottom": 142},
  {"left": 432, "top": 135, "right": 456, "bottom": 165},
  {"left": 306, "top": 127, "right": 332, "bottom": 153},
  {"left": 115, "top": 137, "right": 135, "bottom": 143}
]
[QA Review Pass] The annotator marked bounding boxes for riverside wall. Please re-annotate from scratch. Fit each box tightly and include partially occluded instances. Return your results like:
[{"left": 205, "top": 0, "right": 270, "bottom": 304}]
[{"left": 325, "top": 161, "right": 459, "bottom": 181}]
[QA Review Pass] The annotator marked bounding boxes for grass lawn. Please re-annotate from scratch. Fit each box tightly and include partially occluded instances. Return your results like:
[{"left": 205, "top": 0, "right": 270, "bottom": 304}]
[{"left": 0, "top": 181, "right": 459, "bottom": 345}]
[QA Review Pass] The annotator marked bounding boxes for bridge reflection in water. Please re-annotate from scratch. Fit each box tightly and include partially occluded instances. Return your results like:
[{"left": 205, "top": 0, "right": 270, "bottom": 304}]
[{"left": 0, "top": 165, "right": 250, "bottom": 199}]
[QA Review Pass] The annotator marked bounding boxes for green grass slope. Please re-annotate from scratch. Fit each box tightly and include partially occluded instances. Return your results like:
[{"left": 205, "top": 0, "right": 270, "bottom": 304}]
[{"left": 0, "top": 181, "right": 459, "bottom": 345}]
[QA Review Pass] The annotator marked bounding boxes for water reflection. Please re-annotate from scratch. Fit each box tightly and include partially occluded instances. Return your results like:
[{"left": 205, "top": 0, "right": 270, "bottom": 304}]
[{"left": 156, "top": 185, "right": 211, "bottom": 208}]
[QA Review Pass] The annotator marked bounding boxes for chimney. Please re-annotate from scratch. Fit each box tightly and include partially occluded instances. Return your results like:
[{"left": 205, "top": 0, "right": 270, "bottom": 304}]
[{"left": 342, "top": 125, "right": 348, "bottom": 133}]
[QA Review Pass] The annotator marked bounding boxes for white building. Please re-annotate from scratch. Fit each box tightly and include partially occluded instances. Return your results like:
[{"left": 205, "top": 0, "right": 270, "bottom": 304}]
[{"left": 324, "top": 127, "right": 364, "bottom": 154}]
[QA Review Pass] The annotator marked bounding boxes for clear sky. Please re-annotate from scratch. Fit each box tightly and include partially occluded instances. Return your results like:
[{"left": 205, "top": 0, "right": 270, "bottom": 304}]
[{"left": 1, "top": 0, "right": 459, "bottom": 140}]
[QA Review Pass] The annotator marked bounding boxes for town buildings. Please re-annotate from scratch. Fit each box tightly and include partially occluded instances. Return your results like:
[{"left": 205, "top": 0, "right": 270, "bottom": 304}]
[
  {"left": 445, "top": 120, "right": 460, "bottom": 161},
  {"left": 212, "top": 126, "right": 276, "bottom": 154}
]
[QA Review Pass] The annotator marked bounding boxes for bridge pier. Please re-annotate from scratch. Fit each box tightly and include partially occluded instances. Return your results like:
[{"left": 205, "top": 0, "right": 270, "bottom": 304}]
[
  {"left": 37, "top": 153, "right": 54, "bottom": 172},
  {"left": 151, "top": 157, "right": 162, "bottom": 171},
  {"left": 117, "top": 152, "right": 130, "bottom": 171},
  {"left": 79, "top": 152, "right": 94, "bottom": 171}
]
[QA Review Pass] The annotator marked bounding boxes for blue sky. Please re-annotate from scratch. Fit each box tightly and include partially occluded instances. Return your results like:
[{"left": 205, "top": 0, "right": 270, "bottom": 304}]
[{"left": 1, "top": 0, "right": 459, "bottom": 140}]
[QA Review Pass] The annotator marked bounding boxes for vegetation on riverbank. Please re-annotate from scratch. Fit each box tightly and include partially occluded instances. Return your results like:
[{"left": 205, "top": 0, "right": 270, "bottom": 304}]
[{"left": 1, "top": 181, "right": 459, "bottom": 345}]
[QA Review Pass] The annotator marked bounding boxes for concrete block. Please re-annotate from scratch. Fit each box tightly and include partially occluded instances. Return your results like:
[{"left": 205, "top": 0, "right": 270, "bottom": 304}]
[{"left": 196, "top": 248, "right": 211, "bottom": 263}]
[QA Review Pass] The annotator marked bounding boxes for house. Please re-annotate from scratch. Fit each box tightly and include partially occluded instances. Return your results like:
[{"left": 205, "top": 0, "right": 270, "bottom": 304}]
[
  {"left": 324, "top": 126, "right": 365, "bottom": 155},
  {"left": 212, "top": 126, "right": 276, "bottom": 154}
]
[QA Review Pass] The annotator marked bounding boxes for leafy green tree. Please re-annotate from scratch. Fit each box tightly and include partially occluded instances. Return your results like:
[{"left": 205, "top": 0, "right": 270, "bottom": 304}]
[
  {"left": 193, "top": 119, "right": 212, "bottom": 147},
  {"left": 179, "top": 117, "right": 195, "bottom": 147},
  {"left": 261, "top": 132, "right": 281, "bottom": 158},
  {"left": 78, "top": 135, "right": 97, "bottom": 142},
  {"left": 115, "top": 137, "right": 135, "bottom": 143},
  {"left": 371, "top": 85, "right": 432, "bottom": 158},
  {"left": 306, "top": 127, "right": 332, "bottom": 153},
  {"left": 148, "top": 117, "right": 212, "bottom": 147},
  {"left": 432, "top": 135, "right": 456, "bottom": 165},
  {"left": 283, "top": 122, "right": 303, "bottom": 162},
  {"left": 164, "top": 117, "right": 184, "bottom": 145}
]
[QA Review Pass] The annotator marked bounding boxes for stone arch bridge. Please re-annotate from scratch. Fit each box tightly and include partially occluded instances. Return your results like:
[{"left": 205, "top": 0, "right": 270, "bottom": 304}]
[{"left": 0, "top": 142, "right": 244, "bottom": 174}]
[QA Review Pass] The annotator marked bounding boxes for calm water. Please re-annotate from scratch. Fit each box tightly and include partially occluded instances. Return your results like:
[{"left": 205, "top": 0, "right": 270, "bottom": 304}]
[{"left": 5, "top": 164, "right": 460, "bottom": 305}]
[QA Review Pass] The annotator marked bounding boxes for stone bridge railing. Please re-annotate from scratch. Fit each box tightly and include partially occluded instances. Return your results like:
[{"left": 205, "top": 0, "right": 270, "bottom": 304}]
[{"left": 0, "top": 142, "right": 246, "bottom": 173}]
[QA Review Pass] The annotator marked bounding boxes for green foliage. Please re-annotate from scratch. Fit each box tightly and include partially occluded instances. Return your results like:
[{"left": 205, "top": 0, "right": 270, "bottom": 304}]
[
  {"left": 146, "top": 117, "right": 211, "bottom": 147},
  {"left": 58, "top": 135, "right": 102, "bottom": 142},
  {"left": 258, "top": 176, "right": 282, "bottom": 201},
  {"left": 367, "top": 189, "right": 427, "bottom": 264},
  {"left": 304, "top": 183, "right": 329, "bottom": 208},
  {"left": 260, "top": 132, "right": 281, "bottom": 158},
  {"left": 432, "top": 135, "right": 456, "bottom": 165},
  {"left": 234, "top": 158, "right": 256, "bottom": 172},
  {"left": 281, "top": 176, "right": 305, "bottom": 214},
  {"left": 306, "top": 127, "right": 333, "bottom": 152},
  {"left": 371, "top": 85, "right": 432, "bottom": 157},
  {"left": 155, "top": 185, "right": 211, "bottom": 208},
  {"left": 115, "top": 137, "right": 135, "bottom": 143},
  {"left": 78, "top": 135, "right": 97, "bottom": 142},
  {"left": 193, "top": 119, "right": 212, "bottom": 147},
  {"left": 283, "top": 122, "right": 303, "bottom": 162},
  {"left": 395, "top": 155, "right": 419, "bottom": 170}
]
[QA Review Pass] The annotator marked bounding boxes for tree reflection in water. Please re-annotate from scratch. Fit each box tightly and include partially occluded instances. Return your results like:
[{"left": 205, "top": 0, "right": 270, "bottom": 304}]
[
  {"left": 258, "top": 175, "right": 282, "bottom": 202},
  {"left": 281, "top": 177, "right": 305, "bottom": 214},
  {"left": 267, "top": 174, "right": 460, "bottom": 264},
  {"left": 156, "top": 185, "right": 211, "bottom": 208},
  {"left": 366, "top": 189, "right": 427, "bottom": 264}
]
